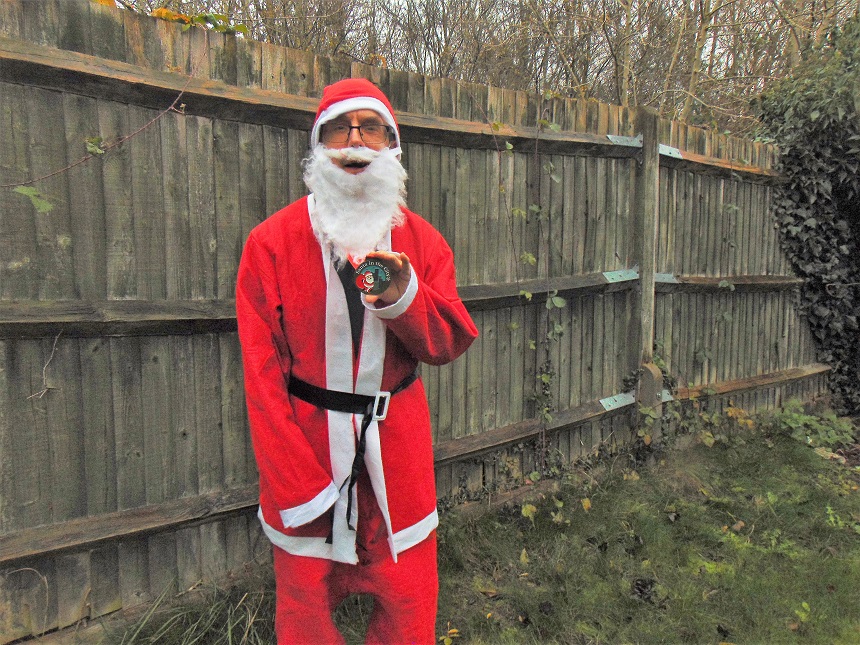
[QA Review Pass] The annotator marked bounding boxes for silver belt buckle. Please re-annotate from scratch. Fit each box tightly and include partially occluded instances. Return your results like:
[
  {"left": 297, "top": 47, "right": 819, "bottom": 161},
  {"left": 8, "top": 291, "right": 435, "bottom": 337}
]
[{"left": 372, "top": 391, "right": 391, "bottom": 421}]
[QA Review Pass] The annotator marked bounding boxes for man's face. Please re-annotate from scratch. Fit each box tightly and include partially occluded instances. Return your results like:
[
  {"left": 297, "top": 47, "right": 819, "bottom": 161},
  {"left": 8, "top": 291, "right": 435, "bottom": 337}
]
[{"left": 320, "top": 109, "right": 391, "bottom": 175}]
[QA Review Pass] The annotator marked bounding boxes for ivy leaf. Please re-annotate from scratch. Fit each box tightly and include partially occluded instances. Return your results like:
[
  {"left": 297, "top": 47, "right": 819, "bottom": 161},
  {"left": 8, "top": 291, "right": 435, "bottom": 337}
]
[
  {"left": 522, "top": 504, "right": 537, "bottom": 525},
  {"left": 520, "top": 290, "right": 533, "bottom": 301},
  {"left": 86, "top": 136, "right": 106, "bottom": 155},
  {"left": 13, "top": 186, "right": 53, "bottom": 213},
  {"left": 717, "top": 280, "right": 735, "bottom": 291},
  {"left": 548, "top": 295, "right": 567, "bottom": 310}
]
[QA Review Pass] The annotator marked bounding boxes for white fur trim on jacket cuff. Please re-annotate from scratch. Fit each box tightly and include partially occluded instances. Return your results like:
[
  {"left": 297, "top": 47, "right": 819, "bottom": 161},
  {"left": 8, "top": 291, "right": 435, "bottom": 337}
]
[
  {"left": 364, "top": 269, "right": 418, "bottom": 319},
  {"left": 278, "top": 481, "right": 339, "bottom": 528},
  {"left": 390, "top": 508, "right": 439, "bottom": 562}
]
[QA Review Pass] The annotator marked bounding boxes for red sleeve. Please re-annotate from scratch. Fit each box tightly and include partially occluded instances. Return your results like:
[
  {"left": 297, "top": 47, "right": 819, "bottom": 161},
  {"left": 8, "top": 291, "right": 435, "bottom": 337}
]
[
  {"left": 236, "top": 233, "right": 338, "bottom": 528},
  {"left": 374, "top": 226, "right": 478, "bottom": 366}
]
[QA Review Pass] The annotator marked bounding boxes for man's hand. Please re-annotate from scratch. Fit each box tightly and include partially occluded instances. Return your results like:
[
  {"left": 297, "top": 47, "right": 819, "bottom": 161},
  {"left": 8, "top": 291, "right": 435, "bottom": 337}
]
[{"left": 364, "top": 251, "right": 412, "bottom": 304}]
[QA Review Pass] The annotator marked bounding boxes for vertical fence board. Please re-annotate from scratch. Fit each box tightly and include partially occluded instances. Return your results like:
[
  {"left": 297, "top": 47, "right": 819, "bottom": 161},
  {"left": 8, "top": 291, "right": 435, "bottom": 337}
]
[
  {"left": 64, "top": 93, "right": 108, "bottom": 300},
  {"left": 81, "top": 338, "right": 116, "bottom": 516},
  {"left": 239, "top": 123, "right": 266, "bottom": 242},
  {"left": 214, "top": 120, "right": 241, "bottom": 299},
  {"left": 99, "top": 102, "right": 136, "bottom": 299},
  {"left": 89, "top": 545, "right": 121, "bottom": 619},
  {"left": 263, "top": 125, "right": 290, "bottom": 217},
  {"left": 0, "top": 82, "right": 38, "bottom": 300},
  {"left": 161, "top": 111, "right": 192, "bottom": 300},
  {"left": 187, "top": 116, "right": 218, "bottom": 299},
  {"left": 45, "top": 339, "right": 86, "bottom": 523},
  {"left": 54, "top": 552, "right": 90, "bottom": 630},
  {"left": 0, "top": 0, "right": 23, "bottom": 39},
  {"left": 27, "top": 86, "right": 74, "bottom": 300},
  {"left": 0, "top": 343, "right": 8, "bottom": 538},
  {"left": 110, "top": 337, "right": 148, "bottom": 609},
  {"left": 130, "top": 106, "right": 167, "bottom": 300}
]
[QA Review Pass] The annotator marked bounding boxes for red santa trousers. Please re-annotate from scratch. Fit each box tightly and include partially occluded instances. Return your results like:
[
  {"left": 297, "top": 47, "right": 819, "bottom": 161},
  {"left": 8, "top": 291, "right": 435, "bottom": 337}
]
[{"left": 272, "top": 474, "right": 438, "bottom": 645}]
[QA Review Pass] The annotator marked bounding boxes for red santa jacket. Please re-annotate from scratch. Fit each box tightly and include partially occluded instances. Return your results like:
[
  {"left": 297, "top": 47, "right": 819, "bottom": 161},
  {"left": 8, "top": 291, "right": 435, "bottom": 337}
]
[{"left": 236, "top": 195, "right": 477, "bottom": 564}]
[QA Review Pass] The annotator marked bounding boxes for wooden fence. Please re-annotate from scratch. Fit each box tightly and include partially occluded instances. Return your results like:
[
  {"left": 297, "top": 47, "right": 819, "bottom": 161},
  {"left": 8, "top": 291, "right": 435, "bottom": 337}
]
[{"left": 0, "top": 1, "right": 828, "bottom": 641}]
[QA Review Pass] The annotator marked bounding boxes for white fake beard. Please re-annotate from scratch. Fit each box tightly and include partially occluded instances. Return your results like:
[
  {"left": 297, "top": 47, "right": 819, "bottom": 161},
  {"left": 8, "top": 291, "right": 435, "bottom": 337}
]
[{"left": 303, "top": 144, "right": 407, "bottom": 265}]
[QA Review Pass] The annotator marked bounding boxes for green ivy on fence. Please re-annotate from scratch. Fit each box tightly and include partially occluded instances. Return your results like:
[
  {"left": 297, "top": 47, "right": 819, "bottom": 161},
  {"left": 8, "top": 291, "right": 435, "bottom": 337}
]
[{"left": 756, "top": 15, "right": 860, "bottom": 414}]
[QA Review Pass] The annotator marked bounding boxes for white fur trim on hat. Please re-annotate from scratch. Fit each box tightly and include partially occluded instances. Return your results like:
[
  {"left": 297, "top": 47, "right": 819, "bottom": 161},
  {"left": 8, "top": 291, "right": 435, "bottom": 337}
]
[{"left": 311, "top": 96, "right": 400, "bottom": 150}]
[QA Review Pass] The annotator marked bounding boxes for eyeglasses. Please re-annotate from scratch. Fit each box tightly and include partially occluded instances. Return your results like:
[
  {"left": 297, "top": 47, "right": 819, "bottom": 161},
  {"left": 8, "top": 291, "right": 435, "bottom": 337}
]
[{"left": 321, "top": 122, "right": 392, "bottom": 145}]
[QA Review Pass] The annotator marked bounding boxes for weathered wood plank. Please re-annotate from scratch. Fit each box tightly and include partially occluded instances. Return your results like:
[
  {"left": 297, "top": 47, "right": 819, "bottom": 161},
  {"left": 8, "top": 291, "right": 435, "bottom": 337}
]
[
  {"left": 80, "top": 337, "right": 116, "bottom": 516},
  {"left": 186, "top": 116, "right": 218, "bottom": 299},
  {"left": 0, "top": 300, "right": 238, "bottom": 338},
  {"left": 44, "top": 338, "right": 86, "bottom": 523},
  {"left": 54, "top": 552, "right": 90, "bottom": 630},
  {"left": 262, "top": 124, "right": 290, "bottom": 217},
  {"left": 0, "top": 484, "right": 259, "bottom": 564},
  {"left": 129, "top": 105, "right": 166, "bottom": 300},
  {"left": 0, "top": 559, "right": 57, "bottom": 640},
  {"left": 86, "top": 0, "right": 124, "bottom": 63},
  {"left": 213, "top": 119, "right": 241, "bottom": 299},
  {"left": 6, "top": 341, "right": 52, "bottom": 531},
  {"left": 63, "top": 93, "right": 107, "bottom": 300},
  {"left": 26, "top": 85, "right": 75, "bottom": 300},
  {"left": 98, "top": 102, "right": 136, "bottom": 299},
  {"left": 1, "top": 37, "right": 777, "bottom": 176},
  {"left": 239, "top": 122, "right": 266, "bottom": 242},
  {"left": 88, "top": 545, "right": 121, "bottom": 619},
  {"left": 0, "top": 341, "right": 10, "bottom": 536},
  {"left": 0, "top": 81, "right": 38, "bottom": 300},
  {"left": 0, "top": 0, "right": 24, "bottom": 40},
  {"left": 160, "top": 110, "right": 192, "bottom": 300},
  {"left": 220, "top": 333, "right": 249, "bottom": 489}
]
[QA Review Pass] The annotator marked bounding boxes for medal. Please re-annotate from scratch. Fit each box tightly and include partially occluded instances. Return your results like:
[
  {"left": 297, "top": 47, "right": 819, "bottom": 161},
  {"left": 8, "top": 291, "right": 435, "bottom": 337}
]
[{"left": 353, "top": 257, "right": 393, "bottom": 295}]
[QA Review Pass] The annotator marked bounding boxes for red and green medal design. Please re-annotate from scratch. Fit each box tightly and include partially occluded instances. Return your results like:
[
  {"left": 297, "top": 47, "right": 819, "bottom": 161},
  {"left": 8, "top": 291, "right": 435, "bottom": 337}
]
[{"left": 352, "top": 256, "right": 393, "bottom": 295}]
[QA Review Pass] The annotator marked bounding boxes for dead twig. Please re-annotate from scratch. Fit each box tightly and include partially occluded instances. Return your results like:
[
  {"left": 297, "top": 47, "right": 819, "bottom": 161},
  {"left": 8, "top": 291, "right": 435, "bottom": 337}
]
[{"left": 28, "top": 332, "right": 61, "bottom": 400}]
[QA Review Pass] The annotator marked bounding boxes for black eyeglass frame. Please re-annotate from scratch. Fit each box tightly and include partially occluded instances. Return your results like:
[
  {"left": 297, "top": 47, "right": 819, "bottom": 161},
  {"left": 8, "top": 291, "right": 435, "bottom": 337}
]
[{"left": 320, "top": 123, "right": 393, "bottom": 145}]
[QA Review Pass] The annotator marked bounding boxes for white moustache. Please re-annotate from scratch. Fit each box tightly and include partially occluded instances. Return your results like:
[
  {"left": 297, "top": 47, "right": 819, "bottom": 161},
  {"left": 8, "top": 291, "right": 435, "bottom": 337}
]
[{"left": 322, "top": 146, "right": 381, "bottom": 164}]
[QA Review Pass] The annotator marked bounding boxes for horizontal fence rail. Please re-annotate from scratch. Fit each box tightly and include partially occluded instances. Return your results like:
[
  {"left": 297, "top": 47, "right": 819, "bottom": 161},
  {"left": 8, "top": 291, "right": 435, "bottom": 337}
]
[
  {"left": 0, "top": 273, "right": 803, "bottom": 338},
  {"left": 0, "top": 362, "right": 829, "bottom": 567},
  {"left": 0, "top": 35, "right": 777, "bottom": 179}
]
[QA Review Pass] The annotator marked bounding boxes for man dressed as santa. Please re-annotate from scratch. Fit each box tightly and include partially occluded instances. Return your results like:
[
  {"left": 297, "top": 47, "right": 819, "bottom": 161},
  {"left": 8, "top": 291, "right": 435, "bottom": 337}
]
[{"left": 236, "top": 78, "right": 478, "bottom": 644}]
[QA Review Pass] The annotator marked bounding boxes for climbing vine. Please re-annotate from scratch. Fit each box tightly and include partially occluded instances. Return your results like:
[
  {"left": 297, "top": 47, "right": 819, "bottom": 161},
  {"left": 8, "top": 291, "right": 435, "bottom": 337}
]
[{"left": 756, "top": 15, "right": 860, "bottom": 414}]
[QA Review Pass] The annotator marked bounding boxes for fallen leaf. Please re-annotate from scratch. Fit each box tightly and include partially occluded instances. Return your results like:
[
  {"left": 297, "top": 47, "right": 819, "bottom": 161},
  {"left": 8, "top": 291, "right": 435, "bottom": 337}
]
[{"left": 581, "top": 498, "right": 592, "bottom": 512}]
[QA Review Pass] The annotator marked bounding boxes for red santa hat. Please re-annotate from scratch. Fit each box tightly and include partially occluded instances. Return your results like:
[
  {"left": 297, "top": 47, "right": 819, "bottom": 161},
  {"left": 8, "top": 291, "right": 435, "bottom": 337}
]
[{"left": 310, "top": 78, "right": 401, "bottom": 154}]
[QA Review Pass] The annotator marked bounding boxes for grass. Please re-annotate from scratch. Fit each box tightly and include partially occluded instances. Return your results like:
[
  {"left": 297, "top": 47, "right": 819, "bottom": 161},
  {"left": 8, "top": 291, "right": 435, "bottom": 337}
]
[{"left": 115, "top": 402, "right": 860, "bottom": 644}]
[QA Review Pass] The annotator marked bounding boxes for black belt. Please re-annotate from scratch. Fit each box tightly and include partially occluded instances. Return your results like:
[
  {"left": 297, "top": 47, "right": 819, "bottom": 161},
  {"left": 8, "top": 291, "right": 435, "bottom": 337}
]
[{"left": 288, "top": 368, "right": 419, "bottom": 530}]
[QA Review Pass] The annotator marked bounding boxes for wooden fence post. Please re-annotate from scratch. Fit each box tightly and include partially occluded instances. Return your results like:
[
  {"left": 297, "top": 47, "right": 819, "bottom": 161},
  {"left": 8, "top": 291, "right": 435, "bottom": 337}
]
[{"left": 633, "top": 106, "right": 663, "bottom": 436}]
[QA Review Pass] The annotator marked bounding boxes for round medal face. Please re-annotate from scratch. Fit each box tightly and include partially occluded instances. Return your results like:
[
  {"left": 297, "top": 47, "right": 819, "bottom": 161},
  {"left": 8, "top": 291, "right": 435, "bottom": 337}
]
[{"left": 353, "top": 258, "right": 393, "bottom": 295}]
